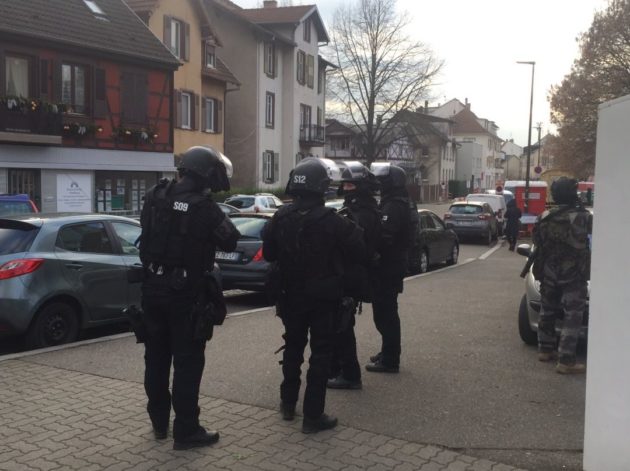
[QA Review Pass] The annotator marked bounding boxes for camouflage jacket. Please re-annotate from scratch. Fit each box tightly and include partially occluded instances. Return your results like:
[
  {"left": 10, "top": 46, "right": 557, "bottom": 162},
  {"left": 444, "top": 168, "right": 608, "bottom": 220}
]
[{"left": 532, "top": 205, "right": 592, "bottom": 283}]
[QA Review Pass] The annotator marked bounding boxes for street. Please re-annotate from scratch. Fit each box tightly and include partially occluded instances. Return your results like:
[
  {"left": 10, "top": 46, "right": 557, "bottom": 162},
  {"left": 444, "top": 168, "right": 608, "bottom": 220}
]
[{"left": 1, "top": 222, "right": 586, "bottom": 471}]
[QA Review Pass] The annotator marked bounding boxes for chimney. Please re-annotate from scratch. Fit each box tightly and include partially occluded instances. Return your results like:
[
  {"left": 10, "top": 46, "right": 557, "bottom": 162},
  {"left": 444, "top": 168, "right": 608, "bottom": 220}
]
[
  {"left": 263, "top": 0, "right": 278, "bottom": 7},
  {"left": 424, "top": 100, "right": 429, "bottom": 114},
  {"left": 464, "top": 97, "right": 470, "bottom": 110}
]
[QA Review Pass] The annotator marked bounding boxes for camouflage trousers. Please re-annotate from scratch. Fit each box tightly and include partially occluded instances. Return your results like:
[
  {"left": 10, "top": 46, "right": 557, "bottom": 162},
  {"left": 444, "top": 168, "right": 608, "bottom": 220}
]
[{"left": 538, "top": 279, "right": 588, "bottom": 365}]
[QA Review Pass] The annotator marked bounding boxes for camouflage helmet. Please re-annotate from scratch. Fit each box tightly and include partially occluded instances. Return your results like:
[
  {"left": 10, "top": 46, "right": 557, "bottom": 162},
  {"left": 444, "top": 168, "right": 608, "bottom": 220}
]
[{"left": 551, "top": 177, "right": 578, "bottom": 205}]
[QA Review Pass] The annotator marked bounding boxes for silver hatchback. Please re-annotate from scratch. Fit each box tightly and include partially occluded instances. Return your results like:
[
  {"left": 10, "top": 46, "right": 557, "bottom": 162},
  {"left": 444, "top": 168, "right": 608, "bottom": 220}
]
[
  {"left": 0, "top": 213, "right": 143, "bottom": 349},
  {"left": 444, "top": 201, "right": 498, "bottom": 245}
]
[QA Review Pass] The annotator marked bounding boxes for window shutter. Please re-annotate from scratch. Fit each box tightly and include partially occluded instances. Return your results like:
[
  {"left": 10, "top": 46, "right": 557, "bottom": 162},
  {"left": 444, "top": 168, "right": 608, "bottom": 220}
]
[
  {"left": 183, "top": 22, "right": 190, "bottom": 62},
  {"left": 307, "top": 55, "right": 314, "bottom": 88},
  {"left": 273, "top": 153, "right": 279, "bottom": 183},
  {"left": 264, "top": 44, "right": 269, "bottom": 75},
  {"left": 202, "top": 41, "right": 207, "bottom": 68},
  {"left": 273, "top": 46, "right": 277, "bottom": 78},
  {"left": 175, "top": 90, "right": 182, "bottom": 128},
  {"left": 191, "top": 93, "right": 199, "bottom": 130},
  {"left": 136, "top": 73, "right": 148, "bottom": 124},
  {"left": 52, "top": 60, "right": 62, "bottom": 103},
  {"left": 120, "top": 72, "right": 135, "bottom": 123},
  {"left": 163, "top": 16, "right": 171, "bottom": 46},
  {"left": 39, "top": 59, "right": 49, "bottom": 101},
  {"left": 201, "top": 98, "right": 207, "bottom": 132},
  {"left": 216, "top": 100, "right": 222, "bottom": 133},
  {"left": 93, "top": 68, "right": 107, "bottom": 118}
]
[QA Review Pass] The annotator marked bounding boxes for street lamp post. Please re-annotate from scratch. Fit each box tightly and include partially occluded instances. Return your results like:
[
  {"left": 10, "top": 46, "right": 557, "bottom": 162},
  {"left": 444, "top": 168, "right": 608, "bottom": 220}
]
[{"left": 517, "top": 60, "right": 535, "bottom": 214}]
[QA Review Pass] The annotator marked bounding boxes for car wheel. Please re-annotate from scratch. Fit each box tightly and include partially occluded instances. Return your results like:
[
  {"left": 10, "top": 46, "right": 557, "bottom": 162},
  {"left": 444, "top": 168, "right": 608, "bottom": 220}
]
[
  {"left": 483, "top": 229, "right": 492, "bottom": 246},
  {"left": 419, "top": 250, "right": 429, "bottom": 274},
  {"left": 446, "top": 243, "right": 459, "bottom": 266},
  {"left": 26, "top": 301, "right": 80, "bottom": 349},
  {"left": 518, "top": 294, "right": 537, "bottom": 346}
]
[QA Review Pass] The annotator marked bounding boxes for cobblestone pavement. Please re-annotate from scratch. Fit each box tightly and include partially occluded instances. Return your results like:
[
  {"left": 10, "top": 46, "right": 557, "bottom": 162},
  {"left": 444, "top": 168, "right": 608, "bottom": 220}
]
[{"left": 0, "top": 359, "right": 526, "bottom": 471}]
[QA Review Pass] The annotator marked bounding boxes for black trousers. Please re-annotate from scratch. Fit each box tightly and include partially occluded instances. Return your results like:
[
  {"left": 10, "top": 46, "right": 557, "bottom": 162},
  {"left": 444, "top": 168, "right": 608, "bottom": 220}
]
[
  {"left": 372, "top": 289, "right": 401, "bottom": 367},
  {"left": 280, "top": 296, "right": 336, "bottom": 419},
  {"left": 330, "top": 312, "right": 361, "bottom": 382},
  {"left": 141, "top": 288, "right": 206, "bottom": 440}
]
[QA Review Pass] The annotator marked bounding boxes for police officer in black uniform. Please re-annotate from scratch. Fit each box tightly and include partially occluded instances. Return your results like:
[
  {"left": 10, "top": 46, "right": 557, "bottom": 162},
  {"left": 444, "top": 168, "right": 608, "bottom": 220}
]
[
  {"left": 139, "top": 146, "right": 239, "bottom": 449},
  {"left": 262, "top": 157, "right": 366, "bottom": 433},
  {"left": 365, "top": 163, "right": 411, "bottom": 373},
  {"left": 327, "top": 161, "right": 381, "bottom": 390}
]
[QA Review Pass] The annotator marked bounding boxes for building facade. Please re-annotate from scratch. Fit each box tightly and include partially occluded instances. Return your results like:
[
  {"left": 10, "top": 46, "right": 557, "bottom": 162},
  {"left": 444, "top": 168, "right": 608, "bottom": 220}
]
[
  {"left": 205, "top": 0, "right": 331, "bottom": 189},
  {"left": 127, "top": 0, "right": 239, "bottom": 160},
  {"left": 0, "top": 0, "right": 179, "bottom": 213}
]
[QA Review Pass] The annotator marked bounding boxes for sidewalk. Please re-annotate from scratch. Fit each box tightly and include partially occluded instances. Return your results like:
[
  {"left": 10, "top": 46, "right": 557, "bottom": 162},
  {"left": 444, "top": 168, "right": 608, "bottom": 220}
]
[{"left": 0, "top": 356, "right": 525, "bottom": 471}]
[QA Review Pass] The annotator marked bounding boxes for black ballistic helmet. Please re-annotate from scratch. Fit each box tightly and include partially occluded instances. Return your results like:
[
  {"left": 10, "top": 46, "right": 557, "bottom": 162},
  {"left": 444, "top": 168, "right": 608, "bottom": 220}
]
[
  {"left": 338, "top": 161, "right": 380, "bottom": 195},
  {"left": 551, "top": 177, "right": 578, "bottom": 205},
  {"left": 370, "top": 162, "right": 407, "bottom": 192},
  {"left": 286, "top": 157, "right": 333, "bottom": 196},
  {"left": 179, "top": 146, "right": 231, "bottom": 192}
]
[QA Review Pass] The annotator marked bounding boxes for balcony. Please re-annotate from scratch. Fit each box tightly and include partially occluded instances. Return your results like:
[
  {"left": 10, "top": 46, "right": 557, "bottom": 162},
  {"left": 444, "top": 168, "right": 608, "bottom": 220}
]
[
  {"left": 0, "top": 102, "right": 63, "bottom": 145},
  {"left": 299, "top": 125, "right": 325, "bottom": 146}
]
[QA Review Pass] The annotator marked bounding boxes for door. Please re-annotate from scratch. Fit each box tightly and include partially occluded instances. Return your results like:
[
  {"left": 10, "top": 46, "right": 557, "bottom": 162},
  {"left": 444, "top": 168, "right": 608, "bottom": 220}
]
[
  {"left": 429, "top": 212, "right": 451, "bottom": 261},
  {"left": 55, "top": 221, "right": 128, "bottom": 322},
  {"left": 8, "top": 168, "right": 41, "bottom": 210},
  {"left": 109, "top": 221, "right": 143, "bottom": 308},
  {"left": 419, "top": 213, "right": 441, "bottom": 263}
]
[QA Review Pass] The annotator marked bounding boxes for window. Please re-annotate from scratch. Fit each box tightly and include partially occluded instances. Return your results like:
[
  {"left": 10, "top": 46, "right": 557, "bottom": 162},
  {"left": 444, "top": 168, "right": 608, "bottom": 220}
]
[
  {"left": 264, "top": 42, "right": 276, "bottom": 77},
  {"left": 5, "top": 56, "right": 30, "bottom": 98},
  {"left": 61, "top": 63, "right": 87, "bottom": 114},
  {"left": 317, "top": 66, "right": 325, "bottom": 94},
  {"left": 300, "top": 104, "right": 311, "bottom": 128},
  {"left": 265, "top": 92, "right": 275, "bottom": 128},
  {"left": 181, "top": 92, "right": 191, "bottom": 129},
  {"left": 307, "top": 54, "right": 314, "bottom": 88},
  {"left": 57, "top": 222, "right": 113, "bottom": 254},
  {"left": 164, "top": 16, "right": 189, "bottom": 61},
  {"left": 303, "top": 18, "right": 311, "bottom": 42},
  {"left": 110, "top": 222, "right": 140, "bottom": 255},
  {"left": 204, "top": 98, "right": 215, "bottom": 132},
  {"left": 83, "top": 0, "right": 105, "bottom": 15},
  {"left": 262, "top": 151, "right": 278, "bottom": 184},
  {"left": 204, "top": 42, "right": 216, "bottom": 68},
  {"left": 296, "top": 50, "right": 305, "bottom": 85},
  {"left": 120, "top": 70, "right": 148, "bottom": 124}
]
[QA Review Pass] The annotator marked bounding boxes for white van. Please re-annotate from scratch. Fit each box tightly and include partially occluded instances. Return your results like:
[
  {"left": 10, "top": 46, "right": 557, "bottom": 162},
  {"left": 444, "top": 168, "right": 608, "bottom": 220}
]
[{"left": 465, "top": 193, "right": 507, "bottom": 235}]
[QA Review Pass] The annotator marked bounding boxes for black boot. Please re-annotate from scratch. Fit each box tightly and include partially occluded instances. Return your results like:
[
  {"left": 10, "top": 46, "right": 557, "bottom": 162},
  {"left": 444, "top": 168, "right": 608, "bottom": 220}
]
[
  {"left": 302, "top": 413, "right": 338, "bottom": 434},
  {"left": 173, "top": 426, "right": 220, "bottom": 450},
  {"left": 327, "top": 375, "right": 362, "bottom": 390},
  {"left": 365, "top": 359, "right": 399, "bottom": 373},
  {"left": 369, "top": 352, "right": 382, "bottom": 363},
  {"left": 280, "top": 402, "right": 296, "bottom": 421}
]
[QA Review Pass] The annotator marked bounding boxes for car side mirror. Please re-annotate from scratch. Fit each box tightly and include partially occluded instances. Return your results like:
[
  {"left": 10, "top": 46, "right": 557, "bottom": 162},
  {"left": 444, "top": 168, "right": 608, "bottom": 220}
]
[{"left": 516, "top": 244, "right": 531, "bottom": 257}]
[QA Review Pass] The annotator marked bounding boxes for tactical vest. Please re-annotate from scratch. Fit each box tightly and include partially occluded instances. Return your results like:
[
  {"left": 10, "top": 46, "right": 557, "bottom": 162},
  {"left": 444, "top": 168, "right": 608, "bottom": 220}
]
[{"left": 141, "top": 180, "right": 212, "bottom": 279}]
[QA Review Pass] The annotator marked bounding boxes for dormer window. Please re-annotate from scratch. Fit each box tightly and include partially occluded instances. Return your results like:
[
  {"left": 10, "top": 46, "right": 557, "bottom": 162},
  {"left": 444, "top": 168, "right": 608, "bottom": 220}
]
[
  {"left": 205, "top": 41, "right": 216, "bottom": 69},
  {"left": 83, "top": 0, "right": 107, "bottom": 20}
]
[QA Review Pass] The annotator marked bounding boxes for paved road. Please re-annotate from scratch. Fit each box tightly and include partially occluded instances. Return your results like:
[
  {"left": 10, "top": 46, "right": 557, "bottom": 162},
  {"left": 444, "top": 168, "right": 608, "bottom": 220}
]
[{"left": 5, "top": 240, "right": 586, "bottom": 470}]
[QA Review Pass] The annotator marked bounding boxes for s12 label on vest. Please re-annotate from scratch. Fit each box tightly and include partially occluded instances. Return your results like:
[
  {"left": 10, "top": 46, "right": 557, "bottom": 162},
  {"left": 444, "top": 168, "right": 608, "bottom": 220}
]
[{"left": 173, "top": 201, "right": 189, "bottom": 212}]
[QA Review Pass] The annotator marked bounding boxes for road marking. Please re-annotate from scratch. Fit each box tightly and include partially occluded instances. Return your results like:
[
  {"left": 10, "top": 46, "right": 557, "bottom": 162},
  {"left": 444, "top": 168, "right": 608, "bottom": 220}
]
[
  {"left": 479, "top": 241, "right": 505, "bottom": 260},
  {"left": 227, "top": 306, "right": 273, "bottom": 318},
  {"left": 404, "top": 257, "right": 476, "bottom": 282}
]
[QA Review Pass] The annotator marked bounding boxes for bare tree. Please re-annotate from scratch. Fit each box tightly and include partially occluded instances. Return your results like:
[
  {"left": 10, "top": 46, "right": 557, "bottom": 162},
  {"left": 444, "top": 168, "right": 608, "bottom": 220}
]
[{"left": 327, "top": 0, "right": 442, "bottom": 164}]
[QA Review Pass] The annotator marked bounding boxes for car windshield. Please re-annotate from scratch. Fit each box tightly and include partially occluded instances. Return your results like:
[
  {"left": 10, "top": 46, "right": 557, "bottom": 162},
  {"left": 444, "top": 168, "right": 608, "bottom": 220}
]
[
  {"left": 230, "top": 217, "right": 268, "bottom": 239},
  {"left": 0, "top": 201, "right": 34, "bottom": 216},
  {"left": 226, "top": 197, "right": 255, "bottom": 209},
  {"left": 0, "top": 220, "right": 39, "bottom": 255},
  {"left": 450, "top": 205, "right": 482, "bottom": 214}
]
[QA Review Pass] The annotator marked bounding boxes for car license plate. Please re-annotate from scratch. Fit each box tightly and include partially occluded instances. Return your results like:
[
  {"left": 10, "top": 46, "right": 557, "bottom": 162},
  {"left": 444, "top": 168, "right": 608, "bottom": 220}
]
[
  {"left": 215, "top": 251, "right": 240, "bottom": 261},
  {"left": 457, "top": 221, "right": 473, "bottom": 226}
]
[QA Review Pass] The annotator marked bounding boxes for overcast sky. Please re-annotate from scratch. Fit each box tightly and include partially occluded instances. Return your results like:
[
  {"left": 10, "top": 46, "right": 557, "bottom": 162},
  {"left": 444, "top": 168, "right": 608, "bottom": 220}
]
[{"left": 233, "top": 0, "right": 610, "bottom": 147}]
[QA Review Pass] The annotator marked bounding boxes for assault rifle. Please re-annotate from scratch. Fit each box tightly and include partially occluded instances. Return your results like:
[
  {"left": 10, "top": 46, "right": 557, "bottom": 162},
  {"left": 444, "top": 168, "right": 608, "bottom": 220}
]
[{"left": 520, "top": 245, "right": 537, "bottom": 279}]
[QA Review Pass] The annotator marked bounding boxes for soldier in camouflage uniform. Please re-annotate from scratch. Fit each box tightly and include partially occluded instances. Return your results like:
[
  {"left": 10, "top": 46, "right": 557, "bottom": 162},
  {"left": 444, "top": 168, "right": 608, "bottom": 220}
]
[{"left": 532, "top": 177, "right": 592, "bottom": 374}]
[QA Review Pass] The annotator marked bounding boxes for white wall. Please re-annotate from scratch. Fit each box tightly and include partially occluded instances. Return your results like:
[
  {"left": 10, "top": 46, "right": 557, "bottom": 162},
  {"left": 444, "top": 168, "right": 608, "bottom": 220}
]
[{"left": 583, "top": 94, "right": 630, "bottom": 471}]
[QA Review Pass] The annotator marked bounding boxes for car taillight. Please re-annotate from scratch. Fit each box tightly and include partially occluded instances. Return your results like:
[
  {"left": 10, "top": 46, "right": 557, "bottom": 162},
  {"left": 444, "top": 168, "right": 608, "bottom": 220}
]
[
  {"left": 0, "top": 258, "right": 44, "bottom": 280},
  {"left": 478, "top": 214, "right": 488, "bottom": 220},
  {"left": 252, "top": 247, "right": 264, "bottom": 262},
  {"left": 444, "top": 213, "right": 451, "bottom": 219}
]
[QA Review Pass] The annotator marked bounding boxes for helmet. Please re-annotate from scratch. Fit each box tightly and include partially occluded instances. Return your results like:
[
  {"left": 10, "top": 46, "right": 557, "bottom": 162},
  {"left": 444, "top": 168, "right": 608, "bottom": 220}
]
[
  {"left": 369, "top": 162, "right": 407, "bottom": 192},
  {"left": 286, "top": 157, "right": 335, "bottom": 196},
  {"left": 338, "top": 161, "right": 380, "bottom": 195},
  {"left": 551, "top": 177, "right": 578, "bottom": 205},
  {"left": 179, "top": 146, "right": 231, "bottom": 192}
]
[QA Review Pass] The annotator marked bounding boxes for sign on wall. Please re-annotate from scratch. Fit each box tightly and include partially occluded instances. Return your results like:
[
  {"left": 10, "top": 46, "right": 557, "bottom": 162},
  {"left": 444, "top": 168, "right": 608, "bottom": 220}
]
[{"left": 57, "top": 173, "right": 92, "bottom": 212}]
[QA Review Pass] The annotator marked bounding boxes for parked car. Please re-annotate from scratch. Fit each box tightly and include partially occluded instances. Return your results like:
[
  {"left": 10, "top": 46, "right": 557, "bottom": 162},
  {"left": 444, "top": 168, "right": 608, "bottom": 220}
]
[
  {"left": 0, "top": 193, "right": 38, "bottom": 217},
  {"left": 215, "top": 213, "right": 272, "bottom": 292},
  {"left": 408, "top": 209, "right": 459, "bottom": 274},
  {"left": 217, "top": 202, "right": 240, "bottom": 215},
  {"left": 224, "top": 193, "right": 284, "bottom": 213},
  {"left": 0, "top": 213, "right": 143, "bottom": 348},
  {"left": 516, "top": 243, "right": 590, "bottom": 345},
  {"left": 484, "top": 189, "right": 515, "bottom": 206},
  {"left": 444, "top": 201, "right": 498, "bottom": 245},
  {"left": 466, "top": 193, "right": 507, "bottom": 235}
]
